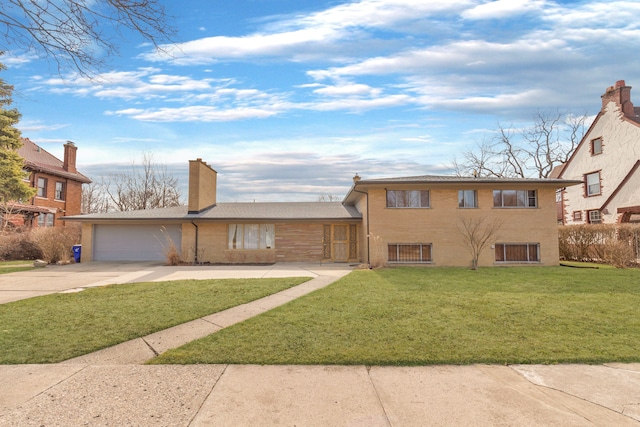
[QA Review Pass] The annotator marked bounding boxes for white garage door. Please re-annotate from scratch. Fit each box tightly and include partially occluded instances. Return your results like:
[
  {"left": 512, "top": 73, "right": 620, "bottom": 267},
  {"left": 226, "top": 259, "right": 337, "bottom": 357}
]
[{"left": 93, "top": 224, "right": 182, "bottom": 261}]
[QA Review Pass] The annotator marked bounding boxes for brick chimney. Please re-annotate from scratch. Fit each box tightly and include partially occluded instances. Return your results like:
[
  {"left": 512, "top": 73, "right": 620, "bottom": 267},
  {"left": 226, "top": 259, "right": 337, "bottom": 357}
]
[
  {"left": 601, "top": 80, "right": 635, "bottom": 117},
  {"left": 188, "top": 158, "right": 217, "bottom": 213},
  {"left": 63, "top": 141, "right": 77, "bottom": 173},
  {"left": 353, "top": 173, "right": 361, "bottom": 183}
]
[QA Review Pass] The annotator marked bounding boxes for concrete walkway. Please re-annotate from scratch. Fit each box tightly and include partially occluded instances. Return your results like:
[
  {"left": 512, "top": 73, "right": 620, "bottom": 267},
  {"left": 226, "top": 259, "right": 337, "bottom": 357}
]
[{"left": 1, "top": 263, "right": 640, "bottom": 425}]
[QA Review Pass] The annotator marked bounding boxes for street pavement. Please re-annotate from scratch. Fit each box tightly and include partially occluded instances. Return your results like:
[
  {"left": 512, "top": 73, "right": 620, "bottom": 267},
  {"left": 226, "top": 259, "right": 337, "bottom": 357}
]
[{"left": 1, "top": 262, "right": 639, "bottom": 426}]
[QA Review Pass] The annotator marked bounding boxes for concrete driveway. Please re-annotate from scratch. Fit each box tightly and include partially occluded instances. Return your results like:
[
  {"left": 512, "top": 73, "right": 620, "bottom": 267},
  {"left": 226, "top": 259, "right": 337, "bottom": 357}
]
[
  {"left": 1, "top": 262, "right": 640, "bottom": 425},
  {"left": 0, "top": 261, "right": 352, "bottom": 304}
]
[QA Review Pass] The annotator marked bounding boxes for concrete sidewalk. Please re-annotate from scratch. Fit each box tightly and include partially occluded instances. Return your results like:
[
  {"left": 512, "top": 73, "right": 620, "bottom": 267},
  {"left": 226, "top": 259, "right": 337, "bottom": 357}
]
[
  {"left": 1, "top": 263, "right": 640, "bottom": 425},
  {"left": 1, "top": 364, "right": 639, "bottom": 426}
]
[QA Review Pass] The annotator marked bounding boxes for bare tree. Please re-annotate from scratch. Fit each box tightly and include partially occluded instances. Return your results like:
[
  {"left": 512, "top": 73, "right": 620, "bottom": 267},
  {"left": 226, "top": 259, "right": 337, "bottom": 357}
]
[
  {"left": 453, "top": 111, "right": 588, "bottom": 178},
  {"left": 0, "top": 0, "right": 176, "bottom": 75},
  {"left": 318, "top": 194, "right": 341, "bottom": 202},
  {"left": 81, "top": 182, "right": 109, "bottom": 214},
  {"left": 102, "top": 152, "right": 181, "bottom": 211},
  {"left": 457, "top": 217, "right": 503, "bottom": 270}
]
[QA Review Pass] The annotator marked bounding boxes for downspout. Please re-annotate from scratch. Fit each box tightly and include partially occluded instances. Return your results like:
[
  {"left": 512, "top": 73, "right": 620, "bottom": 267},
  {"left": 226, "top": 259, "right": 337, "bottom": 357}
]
[
  {"left": 352, "top": 188, "right": 370, "bottom": 267},
  {"left": 191, "top": 221, "right": 199, "bottom": 264}
]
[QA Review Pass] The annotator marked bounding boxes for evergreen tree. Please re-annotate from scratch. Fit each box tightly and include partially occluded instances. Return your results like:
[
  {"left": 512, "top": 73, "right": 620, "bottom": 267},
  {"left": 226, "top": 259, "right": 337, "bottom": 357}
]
[{"left": 0, "top": 59, "right": 36, "bottom": 205}]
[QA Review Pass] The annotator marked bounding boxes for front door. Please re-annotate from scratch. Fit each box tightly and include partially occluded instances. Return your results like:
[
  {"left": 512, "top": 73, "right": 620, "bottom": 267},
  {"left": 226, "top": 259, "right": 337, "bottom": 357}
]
[{"left": 323, "top": 224, "right": 357, "bottom": 262}]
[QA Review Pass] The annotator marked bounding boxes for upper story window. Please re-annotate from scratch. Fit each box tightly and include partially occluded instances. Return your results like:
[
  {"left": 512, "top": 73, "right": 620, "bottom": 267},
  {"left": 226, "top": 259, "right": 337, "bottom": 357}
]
[
  {"left": 386, "top": 190, "right": 430, "bottom": 208},
  {"left": 36, "top": 177, "right": 47, "bottom": 198},
  {"left": 458, "top": 190, "right": 477, "bottom": 208},
  {"left": 591, "top": 137, "right": 603, "bottom": 155},
  {"left": 585, "top": 171, "right": 601, "bottom": 197},
  {"left": 55, "top": 182, "right": 65, "bottom": 201},
  {"left": 493, "top": 190, "right": 537, "bottom": 208}
]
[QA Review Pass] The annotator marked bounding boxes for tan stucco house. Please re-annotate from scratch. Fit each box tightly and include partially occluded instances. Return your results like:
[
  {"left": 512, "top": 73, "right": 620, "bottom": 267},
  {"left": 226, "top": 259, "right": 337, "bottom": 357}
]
[
  {"left": 65, "top": 158, "right": 579, "bottom": 267},
  {"left": 554, "top": 80, "right": 640, "bottom": 224}
]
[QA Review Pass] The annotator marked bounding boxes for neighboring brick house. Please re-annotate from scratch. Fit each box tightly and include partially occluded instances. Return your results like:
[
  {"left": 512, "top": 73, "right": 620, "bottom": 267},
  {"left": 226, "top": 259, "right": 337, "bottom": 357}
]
[
  {"left": 554, "top": 80, "right": 640, "bottom": 224},
  {"left": 10, "top": 138, "right": 91, "bottom": 228},
  {"left": 65, "top": 158, "right": 579, "bottom": 267}
]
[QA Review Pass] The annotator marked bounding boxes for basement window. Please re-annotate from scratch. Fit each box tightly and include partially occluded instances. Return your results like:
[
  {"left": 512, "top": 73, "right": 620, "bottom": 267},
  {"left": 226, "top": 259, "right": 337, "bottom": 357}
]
[
  {"left": 388, "top": 244, "right": 432, "bottom": 263},
  {"left": 495, "top": 243, "right": 540, "bottom": 263}
]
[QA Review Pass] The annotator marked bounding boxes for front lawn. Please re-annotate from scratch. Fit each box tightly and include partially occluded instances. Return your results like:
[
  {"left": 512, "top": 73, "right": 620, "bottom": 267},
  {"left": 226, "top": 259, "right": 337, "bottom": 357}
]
[
  {"left": 151, "top": 267, "right": 640, "bottom": 365},
  {"left": 0, "top": 260, "right": 34, "bottom": 274},
  {"left": 0, "top": 277, "right": 308, "bottom": 363}
]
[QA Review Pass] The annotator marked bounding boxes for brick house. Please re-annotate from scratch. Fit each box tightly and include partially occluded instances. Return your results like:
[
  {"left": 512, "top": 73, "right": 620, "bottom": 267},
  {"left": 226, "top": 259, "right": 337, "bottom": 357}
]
[
  {"left": 65, "top": 158, "right": 580, "bottom": 267},
  {"left": 8, "top": 138, "right": 92, "bottom": 228},
  {"left": 554, "top": 80, "right": 640, "bottom": 224}
]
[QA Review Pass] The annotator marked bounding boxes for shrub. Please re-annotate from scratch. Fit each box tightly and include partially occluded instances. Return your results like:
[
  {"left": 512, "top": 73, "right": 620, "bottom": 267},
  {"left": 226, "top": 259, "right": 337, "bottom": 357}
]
[
  {"left": 603, "top": 240, "right": 636, "bottom": 268},
  {"left": 161, "top": 226, "right": 182, "bottom": 266},
  {"left": 0, "top": 231, "right": 42, "bottom": 260},
  {"left": 30, "top": 224, "right": 81, "bottom": 263},
  {"left": 559, "top": 223, "right": 640, "bottom": 267}
]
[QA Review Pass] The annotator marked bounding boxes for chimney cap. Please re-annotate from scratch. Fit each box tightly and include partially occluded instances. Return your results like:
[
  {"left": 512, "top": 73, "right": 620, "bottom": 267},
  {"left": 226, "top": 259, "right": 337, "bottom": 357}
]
[
  {"left": 353, "top": 174, "right": 361, "bottom": 183},
  {"left": 615, "top": 80, "right": 626, "bottom": 88}
]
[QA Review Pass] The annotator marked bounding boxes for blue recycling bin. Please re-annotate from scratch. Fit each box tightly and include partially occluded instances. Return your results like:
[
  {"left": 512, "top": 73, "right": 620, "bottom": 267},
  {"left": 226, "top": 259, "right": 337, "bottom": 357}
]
[{"left": 72, "top": 245, "right": 82, "bottom": 263}]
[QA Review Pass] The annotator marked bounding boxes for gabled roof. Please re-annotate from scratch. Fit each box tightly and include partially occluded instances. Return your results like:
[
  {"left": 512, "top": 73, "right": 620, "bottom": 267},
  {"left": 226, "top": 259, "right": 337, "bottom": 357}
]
[
  {"left": 17, "top": 138, "right": 92, "bottom": 184},
  {"left": 62, "top": 202, "right": 362, "bottom": 222}
]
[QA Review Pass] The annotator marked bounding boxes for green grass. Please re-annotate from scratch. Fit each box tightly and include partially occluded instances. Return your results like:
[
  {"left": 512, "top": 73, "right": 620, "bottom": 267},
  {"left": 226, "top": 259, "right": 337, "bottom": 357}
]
[
  {"left": 0, "top": 277, "right": 308, "bottom": 364},
  {"left": 151, "top": 267, "right": 640, "bottom": 366},
  {"left": 0, "top": 260, "right": 34, "bottom": 274}
]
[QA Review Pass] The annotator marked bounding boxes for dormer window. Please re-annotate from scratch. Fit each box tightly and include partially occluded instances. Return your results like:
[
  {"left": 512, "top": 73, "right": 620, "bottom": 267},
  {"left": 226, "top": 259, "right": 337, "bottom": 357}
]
[{"left": 591, "top": 137, "right": 603, "bottom": 155}]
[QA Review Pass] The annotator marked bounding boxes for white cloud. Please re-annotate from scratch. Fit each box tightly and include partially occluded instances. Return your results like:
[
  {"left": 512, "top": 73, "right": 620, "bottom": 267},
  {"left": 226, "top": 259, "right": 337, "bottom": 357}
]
[
  {"left": 462, "top": 0, "right": 545, "bottom": 20},
  {"left": 312, "top": 83, "right": 382, "bottom": 97},
  {"left": 145, "top": 0, "right": 472, "bottom": 64},
  {"left": 107, "top": 105, "right": 282, "bottom": 122}
]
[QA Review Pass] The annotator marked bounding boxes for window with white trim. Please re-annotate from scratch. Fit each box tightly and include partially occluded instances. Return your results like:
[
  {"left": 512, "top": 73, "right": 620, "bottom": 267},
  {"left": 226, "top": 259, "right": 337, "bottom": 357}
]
[
  {"left": 588, "top": 210, "right": 602, "bottom": 224},
  {"left": 388, "top": 244, "right": 432, "bottom": 263},
  {"left": 55, "top": 182, "right": 65, "bottom": 200},
  {"left": 37, "top": 177, "right": 47, "bottom": 198},
  {"left": 493, "top": 190, "right": 537, "bottom": 208},
  {"left": 386, "top": 190, "right": 430, "bottom": 208},
  {"left": 495, "top": 243, "right": 540, "bottom": 263},
  {"left": 458, "top": 190, "right": 477, "bottom": 208},
  {"left": 585, "top": 172, "right": 601, "bottom": 196},
  {"left": 228, "top": 224, "right": 275, "bottom": 249}
]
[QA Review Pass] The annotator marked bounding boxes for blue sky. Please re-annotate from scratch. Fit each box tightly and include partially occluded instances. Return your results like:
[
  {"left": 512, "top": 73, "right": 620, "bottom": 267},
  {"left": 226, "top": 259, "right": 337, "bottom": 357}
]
[{"left": 3, "top": 0, "right": 640, "bottom": 202}]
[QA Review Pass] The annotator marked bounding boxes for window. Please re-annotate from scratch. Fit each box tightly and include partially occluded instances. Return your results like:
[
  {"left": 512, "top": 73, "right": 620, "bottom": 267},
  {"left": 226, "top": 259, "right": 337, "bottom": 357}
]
[
  {"left": 458, "top": 190, "right": 477, "bottom": 208},
  {"left": 37, "top": 177, "right": 47, "bottom": 198},
  {"left": 493, "top": 190, "right": 537, "bottom": 208},
  {"left": 37, "top": 213, "right": 54, "bottom": 227},
  {"left": 573, "top": 211, "right": 582, "bottom": 221},
  {"left": 591, "top": 137, "right": 603, "bottom": 155},
  {"left": 388, "top": 244, "right": 432, "bottom": 263},
  {"left": 495, "top": 243, "right": 540, "bottom": 263},
  {"left": 55, "top": 182, "right": 65, "bottom": 200},
  {"left": 588, "top": 210, "right": 602, "bottom": 224},
  {"left": 228, "top": 224, "right": 275, "bottom": 249},
  {"left": 386, "top": 190, "right": 430, "bottom": 208},
  {"left": 585, "top": 172, "right": 601, "bottom": 196}
]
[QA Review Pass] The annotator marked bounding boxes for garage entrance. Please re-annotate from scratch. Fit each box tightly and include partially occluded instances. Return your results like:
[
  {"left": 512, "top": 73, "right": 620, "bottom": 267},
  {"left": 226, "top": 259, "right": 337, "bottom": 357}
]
[{"left": 93, "top": 224, "right": 182, "bottom": 261}]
